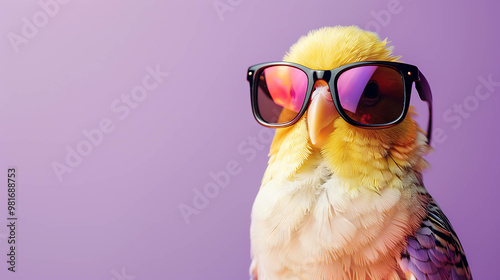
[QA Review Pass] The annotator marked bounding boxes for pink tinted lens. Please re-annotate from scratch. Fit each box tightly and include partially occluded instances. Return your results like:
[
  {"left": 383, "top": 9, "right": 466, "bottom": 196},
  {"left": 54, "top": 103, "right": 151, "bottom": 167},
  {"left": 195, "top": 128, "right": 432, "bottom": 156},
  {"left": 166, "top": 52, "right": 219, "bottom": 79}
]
[
  {"left": 337, "top": 65, "right": 404, "bottom": 125},
  {"left": 256, "top": 65, "right": 308, "bottom": 124}
]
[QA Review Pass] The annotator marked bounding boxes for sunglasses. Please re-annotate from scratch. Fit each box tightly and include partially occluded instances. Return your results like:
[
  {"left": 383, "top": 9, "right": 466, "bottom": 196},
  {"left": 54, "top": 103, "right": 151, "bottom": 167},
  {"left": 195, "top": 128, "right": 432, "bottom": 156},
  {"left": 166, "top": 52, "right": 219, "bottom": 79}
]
[{"left": 247, "top": 61, "right": 433, "bottom": 142}]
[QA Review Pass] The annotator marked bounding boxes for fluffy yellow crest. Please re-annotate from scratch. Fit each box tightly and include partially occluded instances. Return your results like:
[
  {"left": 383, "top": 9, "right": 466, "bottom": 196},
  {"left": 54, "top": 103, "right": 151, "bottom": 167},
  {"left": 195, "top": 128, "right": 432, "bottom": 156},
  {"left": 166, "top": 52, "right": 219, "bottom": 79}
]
[{"left": 284, "top": 26, "right": 399, "bottom": 70}]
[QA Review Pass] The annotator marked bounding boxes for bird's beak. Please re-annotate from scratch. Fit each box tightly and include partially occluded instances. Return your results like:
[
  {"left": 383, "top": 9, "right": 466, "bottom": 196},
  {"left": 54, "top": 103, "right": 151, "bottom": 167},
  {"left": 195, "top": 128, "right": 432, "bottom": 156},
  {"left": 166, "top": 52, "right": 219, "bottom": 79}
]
[{"left": 307, "top": 83, "right": 339, "bottom": 148}]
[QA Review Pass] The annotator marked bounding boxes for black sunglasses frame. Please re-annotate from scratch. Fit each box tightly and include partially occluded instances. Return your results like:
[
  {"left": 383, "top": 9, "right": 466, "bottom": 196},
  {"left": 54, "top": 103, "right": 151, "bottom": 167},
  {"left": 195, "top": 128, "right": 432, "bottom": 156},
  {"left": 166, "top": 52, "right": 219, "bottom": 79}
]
[{"left": 247, "top": 61, "right": 433, "bottom": 142}]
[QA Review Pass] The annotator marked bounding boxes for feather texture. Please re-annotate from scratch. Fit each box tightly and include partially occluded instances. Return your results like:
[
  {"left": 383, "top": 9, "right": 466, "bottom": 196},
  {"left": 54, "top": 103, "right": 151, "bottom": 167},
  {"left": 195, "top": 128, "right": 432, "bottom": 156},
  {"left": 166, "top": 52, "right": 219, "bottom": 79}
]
[
  {"left": 399, "top": 192, "right": 472, "bottom": 280},
  {"left": 249, "top": 26, "right": 471, "bottom": 280}
]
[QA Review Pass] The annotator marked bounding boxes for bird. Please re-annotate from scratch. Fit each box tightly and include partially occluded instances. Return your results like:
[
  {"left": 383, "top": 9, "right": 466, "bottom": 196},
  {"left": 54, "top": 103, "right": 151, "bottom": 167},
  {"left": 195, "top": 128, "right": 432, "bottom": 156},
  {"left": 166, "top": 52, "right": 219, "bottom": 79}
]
[{"left": 248, "top": 26, "right": 472, "bottom": 280}]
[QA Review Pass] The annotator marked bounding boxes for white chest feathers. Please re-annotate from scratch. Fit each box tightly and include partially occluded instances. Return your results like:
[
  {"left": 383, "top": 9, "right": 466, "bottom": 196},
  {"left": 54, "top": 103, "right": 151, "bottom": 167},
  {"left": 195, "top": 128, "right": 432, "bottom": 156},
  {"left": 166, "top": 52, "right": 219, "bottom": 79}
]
[{"left": 250, "top": 161, "right": 425, "bottom": 280}]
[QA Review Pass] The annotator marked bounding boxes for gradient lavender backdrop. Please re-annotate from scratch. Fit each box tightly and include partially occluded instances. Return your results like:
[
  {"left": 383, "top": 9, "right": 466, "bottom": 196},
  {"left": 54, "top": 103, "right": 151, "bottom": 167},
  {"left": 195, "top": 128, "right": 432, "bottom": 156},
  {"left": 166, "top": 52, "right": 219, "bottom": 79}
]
[{"left": 0, "top": 0, "right": 498, "bottom": 279}]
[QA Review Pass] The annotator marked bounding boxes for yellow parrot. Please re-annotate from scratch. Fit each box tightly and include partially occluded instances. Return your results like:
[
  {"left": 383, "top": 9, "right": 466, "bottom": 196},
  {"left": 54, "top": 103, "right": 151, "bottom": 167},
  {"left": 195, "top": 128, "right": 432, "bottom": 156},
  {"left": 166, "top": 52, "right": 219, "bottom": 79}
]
[{"left": 248, "top": 26, "right": 471, "bottom": 280}]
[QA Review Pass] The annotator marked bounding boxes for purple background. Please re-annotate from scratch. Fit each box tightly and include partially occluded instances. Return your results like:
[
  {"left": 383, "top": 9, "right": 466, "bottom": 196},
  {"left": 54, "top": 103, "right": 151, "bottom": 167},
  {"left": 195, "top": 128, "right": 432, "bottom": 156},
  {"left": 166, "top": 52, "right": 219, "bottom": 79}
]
[{"left": 0, "top": 0, "right": 499, "bottom": 279}]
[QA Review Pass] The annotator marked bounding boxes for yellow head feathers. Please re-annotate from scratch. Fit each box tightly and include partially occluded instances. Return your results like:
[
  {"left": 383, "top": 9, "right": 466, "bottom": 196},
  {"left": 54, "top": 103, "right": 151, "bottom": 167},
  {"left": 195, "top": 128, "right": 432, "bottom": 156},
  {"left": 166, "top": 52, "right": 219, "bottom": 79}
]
[
  {"left": 284, "top": 26, "right": 399, "bottom": 70},
  {"left": 262, "top": 26, "right": 429, "bottom": 191}
]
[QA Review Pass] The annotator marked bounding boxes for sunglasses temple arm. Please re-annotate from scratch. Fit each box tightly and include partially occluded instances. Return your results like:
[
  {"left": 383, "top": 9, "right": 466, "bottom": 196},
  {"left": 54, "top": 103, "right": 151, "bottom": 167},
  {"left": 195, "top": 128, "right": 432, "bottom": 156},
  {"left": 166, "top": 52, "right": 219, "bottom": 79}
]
[{"left": 415, "top": 70, "right": 433, "bottom": 144}]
